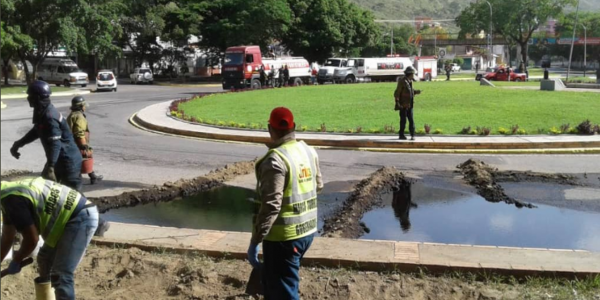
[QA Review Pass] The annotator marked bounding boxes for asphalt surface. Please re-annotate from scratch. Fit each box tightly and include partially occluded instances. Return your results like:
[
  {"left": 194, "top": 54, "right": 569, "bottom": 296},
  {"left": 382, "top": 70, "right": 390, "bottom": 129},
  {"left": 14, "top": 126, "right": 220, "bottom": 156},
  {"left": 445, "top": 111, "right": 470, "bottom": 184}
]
[{"left": 2, "top": 83, "right": 600, "bottom": 199}]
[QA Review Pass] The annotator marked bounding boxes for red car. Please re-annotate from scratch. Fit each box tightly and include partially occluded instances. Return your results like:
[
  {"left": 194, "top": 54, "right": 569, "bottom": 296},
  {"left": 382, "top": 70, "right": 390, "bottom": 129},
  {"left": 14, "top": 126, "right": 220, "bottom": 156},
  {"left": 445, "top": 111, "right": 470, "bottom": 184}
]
[{"left": 482, "top": 67, "right": 527, "bottom": 82}]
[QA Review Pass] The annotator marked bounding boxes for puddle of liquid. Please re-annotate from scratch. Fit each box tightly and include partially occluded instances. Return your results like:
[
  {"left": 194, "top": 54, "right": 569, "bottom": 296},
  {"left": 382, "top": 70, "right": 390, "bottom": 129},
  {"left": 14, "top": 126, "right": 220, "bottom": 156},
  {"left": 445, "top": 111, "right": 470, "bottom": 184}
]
[
  {"left": 361, "top": 182, "right": 600, "bottom": 251},
  {"left": 104, "top": 184, "right": 350, "bottom": 234}
]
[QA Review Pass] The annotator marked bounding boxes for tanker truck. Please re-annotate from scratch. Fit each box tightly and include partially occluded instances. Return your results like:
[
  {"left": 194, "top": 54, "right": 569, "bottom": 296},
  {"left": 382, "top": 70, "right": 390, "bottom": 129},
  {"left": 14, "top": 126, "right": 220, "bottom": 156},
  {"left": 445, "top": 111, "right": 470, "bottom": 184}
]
[{"left": 222, "top": 45, "right": 310, "bottom": 89}]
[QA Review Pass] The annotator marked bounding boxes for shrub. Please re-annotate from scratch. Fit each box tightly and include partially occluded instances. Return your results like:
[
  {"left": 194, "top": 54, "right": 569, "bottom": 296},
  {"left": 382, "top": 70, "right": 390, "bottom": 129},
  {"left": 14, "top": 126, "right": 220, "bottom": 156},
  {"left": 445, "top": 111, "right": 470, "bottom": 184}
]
[
  {"left": 576, "top": 120, "right": 595, "bottom": 135},
  {"left": 384, "top": 124, "right": 395, "bottom": 133},
  {"left": 477, "top": 127, "right": 491, "bottom": 136},
  {"left": 258, "top": 123, "right": 264, "bottom": 129},
  {"left": 217, "top": 121, "right": 226, "bottom": 126},
  {"left": 251, "top": 123, "right": 260, "bottom": 130},
  {"left": 536, "top": 128, "right": 546, "bottom": 134},
  {"left": 170, "top": 111, "right": 178, "bottom": 117},
  {"left": 549, "top": 127, "right": 561, "bottom": 135},
  {"left": 568, "top": 128, "right": 578, "bottom": 134},
  {"left": 424, "top": 124, "right": 432, "bottom": 134},
  {"left": 511, "top": 125, "right": 520, "bottom": 135},
  {"left": 238, "top": 123, "right": 247, "bottom": 129},
  {"left": 560, "top": 124, "right": 571, "bottom": 134},
  {"left": 229, "top": 121, "right": 237, "bottom": 127},
  {"left": 460, "top": 126, "right": 471, "bottom": 134},
  {"left": 369, "top": 128, "right": 382, "bottom": 134},
  {"left": 416, "top": 128, "right": 426, "bottom": 135},
  {"left": 320, "top": 123, "right": 327, "bottom": 133},
  {"left": 517, "top": 129, "right": 527, "bottom": 135},
  {"left": 346, "top": 129, "right": 355, "bottom": 133},
  {"left": 595, "top": 124, "right": 600, "bottom": 134},
  {"left": 469, "top": 129, "right": 478, "bottom": 135},
  {"left": 356, "top": 126, "right": 363, "bottom": 133},
  {"left": 498, "top": 127, "right": 508, "bottom": 135},
  {"left": 332, "top": 128, "right": 339, "bottom": 133},
  {"left": 189, "top": 116, "right": 196, "bottom": 122},
  {"left": 301, "top": 125, "right": 308, "bottom": 132},
  {"left": 433, "top": 128, "right": 443, "bottom": 134}
]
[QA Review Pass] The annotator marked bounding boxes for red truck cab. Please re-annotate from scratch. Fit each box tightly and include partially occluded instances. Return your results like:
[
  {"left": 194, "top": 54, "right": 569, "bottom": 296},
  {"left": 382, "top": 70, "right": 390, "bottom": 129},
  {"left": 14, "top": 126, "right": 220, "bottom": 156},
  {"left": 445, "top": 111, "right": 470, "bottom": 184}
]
[{"left": 222, "top": 46, "right": 263, "bottom": 89}]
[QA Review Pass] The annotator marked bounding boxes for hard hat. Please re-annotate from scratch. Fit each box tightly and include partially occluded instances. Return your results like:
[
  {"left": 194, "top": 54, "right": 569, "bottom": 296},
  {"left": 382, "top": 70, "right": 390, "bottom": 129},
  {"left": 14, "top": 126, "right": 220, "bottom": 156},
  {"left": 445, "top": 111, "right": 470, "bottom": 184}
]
[
  {"left": 27, "top": 80, "right": 52, "bottom": 99},
  {"left": 71, "top": 96, "right": 86, "bottom": 110},
  {"left": 404, "top": 66, "right": 416, "bottom": 75}
]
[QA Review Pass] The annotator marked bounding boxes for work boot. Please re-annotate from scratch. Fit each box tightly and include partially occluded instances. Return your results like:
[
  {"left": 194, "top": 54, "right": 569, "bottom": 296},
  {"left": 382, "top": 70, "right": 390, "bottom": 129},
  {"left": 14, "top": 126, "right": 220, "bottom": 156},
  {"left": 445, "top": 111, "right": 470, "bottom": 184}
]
[
  {"left": 399, "top": 135, "right": 407, "bottom": 140},
  {"left": 94, "top": 219, "right": 110, "bottom": 237},
  {"left": 410, "top": 135, "right": 415, "bottom": 141},
  {"left": 89, "top": 172, "right": 103, "bottom": 185}
]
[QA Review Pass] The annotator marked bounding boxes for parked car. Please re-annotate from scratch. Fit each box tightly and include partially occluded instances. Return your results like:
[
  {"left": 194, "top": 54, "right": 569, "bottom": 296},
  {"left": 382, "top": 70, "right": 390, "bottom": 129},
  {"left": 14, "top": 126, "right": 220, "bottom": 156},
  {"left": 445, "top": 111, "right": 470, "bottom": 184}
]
[
  {"left": 450, "top": 63, "right": 461, "bottom": 72},
  {"left": 96, "top": 70, "right": 117, "bottom": 92},
  {"left": 481, "top": 67, "right": 527, "bottom": 82},
  {"left": 130, "top": 68, "right": 153, "bottom": 84}
]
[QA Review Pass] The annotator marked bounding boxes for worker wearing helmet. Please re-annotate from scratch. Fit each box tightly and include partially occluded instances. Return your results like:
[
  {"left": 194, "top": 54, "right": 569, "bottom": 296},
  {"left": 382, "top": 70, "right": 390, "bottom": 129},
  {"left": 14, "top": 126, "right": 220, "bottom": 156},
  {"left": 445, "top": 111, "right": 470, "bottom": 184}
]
[
  {"left": 67, "top": 96, "right": 103, "bottom": 184},
  {"left": 1, "top": 178, "right": 99, "bottom": 300},
  {"left": 393, "top": 66, "right": 422, "bottom": 140},
  {"left": 10, "top": 80, "right": 83, "bottom": 189}
]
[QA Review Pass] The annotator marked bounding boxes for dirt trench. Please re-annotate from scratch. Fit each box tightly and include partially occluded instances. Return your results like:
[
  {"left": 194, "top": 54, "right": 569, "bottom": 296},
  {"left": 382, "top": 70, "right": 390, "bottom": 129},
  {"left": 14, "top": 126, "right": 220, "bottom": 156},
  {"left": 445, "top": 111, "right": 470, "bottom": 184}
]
[
  {"left": 90, "top": 160, "right": 257, "bottom": 213},
  {"left": 321, "top": 167, "right": 408, "bottom": 239}
]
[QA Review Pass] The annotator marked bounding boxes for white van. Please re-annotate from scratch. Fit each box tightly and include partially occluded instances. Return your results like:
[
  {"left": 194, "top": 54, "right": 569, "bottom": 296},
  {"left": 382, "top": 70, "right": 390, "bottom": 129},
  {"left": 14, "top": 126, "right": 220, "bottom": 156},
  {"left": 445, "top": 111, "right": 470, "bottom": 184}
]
[
  {"left": 333, "top": 57, "right": 414, "bottom": 83},
  {"left": 38, "top": 58, "right": 89, "bottom": 87}
]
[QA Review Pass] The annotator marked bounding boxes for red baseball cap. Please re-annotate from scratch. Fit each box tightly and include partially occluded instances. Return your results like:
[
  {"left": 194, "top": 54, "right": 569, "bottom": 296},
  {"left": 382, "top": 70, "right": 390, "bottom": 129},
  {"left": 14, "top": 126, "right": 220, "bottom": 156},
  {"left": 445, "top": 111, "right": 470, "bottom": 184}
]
[{"left": 269, "top": 107, "right": 294, "bottom": 130}]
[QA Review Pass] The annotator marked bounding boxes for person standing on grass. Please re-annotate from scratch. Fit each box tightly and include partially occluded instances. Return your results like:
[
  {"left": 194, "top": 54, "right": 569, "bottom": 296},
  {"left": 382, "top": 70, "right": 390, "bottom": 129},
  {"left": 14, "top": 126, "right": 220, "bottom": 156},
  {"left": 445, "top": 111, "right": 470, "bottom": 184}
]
[
  {"left": 394, "top": 66, "right": 422, "bottom": 141},
  {"left": 445, "top": 64, "right": 451, "bottom": 81},
  {"left": 247, "top": 107, "right": 323, "bottom": 300}
]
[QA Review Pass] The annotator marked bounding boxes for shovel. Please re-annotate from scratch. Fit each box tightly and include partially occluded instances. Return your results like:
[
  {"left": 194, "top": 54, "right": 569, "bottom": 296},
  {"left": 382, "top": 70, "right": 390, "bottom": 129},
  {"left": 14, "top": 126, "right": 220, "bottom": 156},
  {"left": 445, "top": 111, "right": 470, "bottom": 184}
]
[
  {"left": 245, "top": 266, "right": 264, "bottom": 296},
  {"left": 1, "top": 257, "right": 35, "bottom": 278}
]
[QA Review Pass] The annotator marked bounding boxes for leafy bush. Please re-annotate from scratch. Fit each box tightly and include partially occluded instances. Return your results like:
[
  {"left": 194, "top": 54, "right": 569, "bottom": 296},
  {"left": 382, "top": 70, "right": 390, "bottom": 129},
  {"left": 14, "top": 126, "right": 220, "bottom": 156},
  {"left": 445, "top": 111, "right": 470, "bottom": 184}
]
[
  {"left": 384, "top": 124, "right": 395, "bottom": 133},
  {"left": 320, "top": 123, "right": 327, "bottom": 133},
  {"left": 549, "top": 127, "right": 561, "bottom": 135},
  {"left": 560, "top": 124, "right": 571, "bottom": 134},
  {"left": 517, "top": 129, "right": 527, "bottom": 135},
  {"left": 356, "top": 126, "right": 363, "bottom": 133},
  {"left": 416, "top": 128, "right": 426, "bottom": 135},
  {"left": 301, "top": 125, "right": 308, "bottom": 132},
  {"left": 568, "top": 128, "right": 578, "bottom": 134},
  {"left": 346, "top": 129, "right": 355, "bottom": 133},
  {"left": 369, "top": 128, "right": 381, "bottom": 134},
  {"left": 229, "top": 121, "right": 237, "bottom": 127},
  {"left": 424, "top": 124, "right": 432, "bottom": 134},
  {"left": 217, "top": 121, "right": 226, "bottom": 126},
  {"left": 460, "top": 126, "right": 471, "bottom": 134},
  {"left": 498, "top": 127, "right": 508, "bottom": 135},
  {"left": 238, "top": 123, "right": 247, "bottom": 129},
  {"left": 511, "top": 125, "right": 520, "bottom": 135},
  {"left": 251, "top": 123, "right": 260, "bottom": 130},
  {"left": 476, "top": 126, "right": 491, "bottom": 136},
  {"left": 469, "top": 129, "right": 478, "bottom": 135},
  {"left": 433, "top": 128, "right": 443, "bottom": 134},
  {"left": 576, "top": 120, "right": 595, "bottom": 135},
  {"left": 536, "top": 128, "right": 546, "bottom": 134},
  {"left": 595, "top": 124, "right": 600, "bottom": 134}
]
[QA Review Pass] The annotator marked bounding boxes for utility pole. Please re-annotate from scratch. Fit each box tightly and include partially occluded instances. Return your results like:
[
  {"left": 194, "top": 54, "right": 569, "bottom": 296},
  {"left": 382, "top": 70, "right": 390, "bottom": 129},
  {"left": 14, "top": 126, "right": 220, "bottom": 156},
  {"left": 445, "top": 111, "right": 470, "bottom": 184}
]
[
  {"left": 391, "top": 28, "right": 394, "bottom": 56},
  {"left": 581, "top": 24, "right": 587, "bottom": 77},
  {"left": 567, "top": 0, "right": 580, "bottom": 81},
  {"left": 481, "top": 1, "right": 493, "bottom": 68}
]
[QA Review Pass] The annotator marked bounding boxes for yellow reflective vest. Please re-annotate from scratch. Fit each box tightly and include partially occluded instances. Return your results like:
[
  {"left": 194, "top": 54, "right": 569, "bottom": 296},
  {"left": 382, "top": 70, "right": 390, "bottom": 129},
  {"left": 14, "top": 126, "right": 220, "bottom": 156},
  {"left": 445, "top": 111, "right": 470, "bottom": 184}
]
[
  {"left": 1, "top": 178, "right": 83, "bottom": 248},
  {"left": 256, "top": 140, "right": 319, "bottom": 242}
]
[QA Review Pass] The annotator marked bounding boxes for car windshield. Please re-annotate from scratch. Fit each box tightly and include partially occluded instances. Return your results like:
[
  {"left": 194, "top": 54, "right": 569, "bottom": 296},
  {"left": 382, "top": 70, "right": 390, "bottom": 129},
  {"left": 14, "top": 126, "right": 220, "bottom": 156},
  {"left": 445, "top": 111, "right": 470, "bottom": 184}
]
[
  {"left": 224, "top": 53, "right": 244, "bottom": 66},
  {"left": 98, "top": 73, "right": 114, "bottom": 80},
  {"left": 324, "top": 60, "right": 341, "bottom": 67},
  {"left": 63, "top": 65, "right": 81, "bottom": 73}
]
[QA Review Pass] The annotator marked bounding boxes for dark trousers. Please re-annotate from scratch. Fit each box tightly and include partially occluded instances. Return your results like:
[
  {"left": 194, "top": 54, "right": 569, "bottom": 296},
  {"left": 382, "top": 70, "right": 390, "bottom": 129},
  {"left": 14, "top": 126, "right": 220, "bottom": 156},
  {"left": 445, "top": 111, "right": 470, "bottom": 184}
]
[
  {"left": 55, "top": 159, "right": 83, "bottom": 191},
  {"left": 399, "top": 108, "right": 415, "bottom": 137},
  {"left": 446, "top": 72, "right": 450, "bottom": 80},
  {"left": 263, "top": 234, "right": 314, "bottom": 300}
]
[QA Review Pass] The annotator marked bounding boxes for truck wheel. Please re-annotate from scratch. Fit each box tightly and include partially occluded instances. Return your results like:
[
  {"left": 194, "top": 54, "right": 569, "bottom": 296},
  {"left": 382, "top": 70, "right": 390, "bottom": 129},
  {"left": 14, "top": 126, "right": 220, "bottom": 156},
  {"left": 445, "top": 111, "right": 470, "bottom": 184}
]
[
  {"left": 425, "top": 73, "right": 432, "bottom": 81},
  {"left": 515, "top": 78, "right": 522, "bottom": 82},
  {"left": 293, "top": 78, "right": 303, "bottom": 86},
  {"left": 317, "top": 80, "right": 324, "bottom": 85},
  {"left": 82, "top": 84, "right": 87, "bottom": 88},
  {"left": 63, "top": 80, "right": 71, "bottom": 87},
  {"left": 251, "top": 79, "right": 262, "bottom": 89},
  {"left": 345, "top": 76, "right": 355, "bottom": 84},
  {"left": 56, "top": 83, "right": 61, "bottom": 87}
]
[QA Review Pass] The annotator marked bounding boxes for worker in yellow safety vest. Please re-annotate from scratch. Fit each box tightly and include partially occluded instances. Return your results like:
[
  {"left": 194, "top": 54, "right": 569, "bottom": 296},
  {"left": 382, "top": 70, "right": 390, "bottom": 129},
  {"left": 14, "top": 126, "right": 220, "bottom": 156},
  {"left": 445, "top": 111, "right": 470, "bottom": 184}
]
[
  {"left": 247, "top": 107, "right": 323, "bottom": 300},
  {"left": 1, "top": 178, "right": 99, "bottom": 300}
]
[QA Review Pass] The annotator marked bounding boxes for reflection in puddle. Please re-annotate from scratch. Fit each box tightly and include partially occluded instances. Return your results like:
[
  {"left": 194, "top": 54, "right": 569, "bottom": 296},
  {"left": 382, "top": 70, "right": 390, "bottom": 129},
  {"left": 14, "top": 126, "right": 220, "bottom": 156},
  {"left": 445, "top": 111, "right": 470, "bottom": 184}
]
[{"left": 362, "top": 183, "right": 600, "bottom": 251}]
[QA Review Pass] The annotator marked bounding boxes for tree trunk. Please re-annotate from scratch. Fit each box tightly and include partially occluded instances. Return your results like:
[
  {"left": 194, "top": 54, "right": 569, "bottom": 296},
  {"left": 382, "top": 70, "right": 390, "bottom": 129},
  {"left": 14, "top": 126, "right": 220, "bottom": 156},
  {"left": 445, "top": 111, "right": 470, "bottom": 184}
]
[
  {"left": 519, "top": 41, "right": 528, "bottom": 74},
  {"left": 2, "top": 59, "right": 10, "bottom": 86}
]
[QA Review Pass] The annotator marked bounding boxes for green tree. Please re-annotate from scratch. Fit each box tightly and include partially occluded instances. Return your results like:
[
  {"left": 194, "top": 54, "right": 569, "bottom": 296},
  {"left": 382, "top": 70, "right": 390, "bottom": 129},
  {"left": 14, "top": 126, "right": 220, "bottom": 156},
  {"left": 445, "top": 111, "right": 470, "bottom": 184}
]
[
  {"left": 554, "top": 11, "right": 600, "bottom": 69},
  {"left": 4, "top": 0, "right": 123, "bottom": 83},
  {"left": 456, "top": 0, "right": 576, "bottom": 72},
  {"left": 282, "top": 0, "right": 379, "bottom": 63}
]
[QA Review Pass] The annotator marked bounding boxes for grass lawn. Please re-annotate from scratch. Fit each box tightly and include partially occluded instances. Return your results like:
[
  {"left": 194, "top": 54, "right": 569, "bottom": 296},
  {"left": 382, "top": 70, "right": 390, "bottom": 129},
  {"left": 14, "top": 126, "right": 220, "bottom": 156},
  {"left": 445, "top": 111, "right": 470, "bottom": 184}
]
[
  {"left": 0, "top": 86, "right": 73, "bottom": 96},
  {"left": 178, "top": 81, "right": 600, "bottom": 135}
]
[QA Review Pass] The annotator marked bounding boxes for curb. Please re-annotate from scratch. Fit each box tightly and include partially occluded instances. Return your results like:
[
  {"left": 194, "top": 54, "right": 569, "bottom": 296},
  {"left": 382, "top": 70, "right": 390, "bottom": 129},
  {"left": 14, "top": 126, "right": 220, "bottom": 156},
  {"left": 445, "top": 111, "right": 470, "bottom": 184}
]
[
  {"left": 154, "top": 81, "right": 222, "bottom": 88},
  {"left": 131, "top": 111, "right": 600, "bottom": 154},
  {"left": 1, "top": 90, "right": 91, "bottom": 100}
]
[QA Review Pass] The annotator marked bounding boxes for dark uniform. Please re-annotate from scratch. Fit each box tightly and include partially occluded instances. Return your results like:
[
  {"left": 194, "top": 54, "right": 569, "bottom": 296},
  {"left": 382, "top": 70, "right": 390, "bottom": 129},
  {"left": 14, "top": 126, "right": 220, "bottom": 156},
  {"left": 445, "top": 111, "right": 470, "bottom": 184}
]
[
  {"left": 394, "top": 66, "right": 421, "bottom": 140},
  {"left": 67, "top": 96, "right": 103, "bottom": 184},
  {"left": 445, "top": 64, "right": 451, "bottom": 81},
  {"left": 11, "top": 81, "right": 83, "bottom": 191}
]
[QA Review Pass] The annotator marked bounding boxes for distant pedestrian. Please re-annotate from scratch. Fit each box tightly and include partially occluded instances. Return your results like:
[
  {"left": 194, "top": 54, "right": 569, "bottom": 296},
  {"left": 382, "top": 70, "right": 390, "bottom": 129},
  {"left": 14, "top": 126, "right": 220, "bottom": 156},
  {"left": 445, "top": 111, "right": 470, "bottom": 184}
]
[
  {"left": 269, "top": 65, "right": 276, "bottom": 87},
  {"left": 278, "top": 65, "right": 285, "bottom": 88},
  {"left": 445, "top": 64, "right": 451, "bottom": 81},
  {"left": 394, "top": 66, "right": 422, "bottom": 140},
  {"left": 311, "top": 64, "right": 319, "bottom": 85},
  {"left": 283, "top": 65, "right": 290, "bottom": 86},
  {"left": 506, "top": 66, "right": 511, "bottom": 81},
  {"left": 475, "top": 62, "right": 480, "bottom": 74},
  {"left": 259, "top": 65, "right": 267, "bottom": 88}
]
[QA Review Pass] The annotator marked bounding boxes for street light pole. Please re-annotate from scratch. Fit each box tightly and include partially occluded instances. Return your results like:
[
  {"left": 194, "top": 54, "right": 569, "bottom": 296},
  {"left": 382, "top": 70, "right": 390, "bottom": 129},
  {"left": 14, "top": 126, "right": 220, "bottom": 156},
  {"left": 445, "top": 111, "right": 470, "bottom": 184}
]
[
  {"left": 567, "top": 0, "right": 580, "bottom": 81},
  {"left": 581, "top": 24, "right": 587, "bottom": 77}
]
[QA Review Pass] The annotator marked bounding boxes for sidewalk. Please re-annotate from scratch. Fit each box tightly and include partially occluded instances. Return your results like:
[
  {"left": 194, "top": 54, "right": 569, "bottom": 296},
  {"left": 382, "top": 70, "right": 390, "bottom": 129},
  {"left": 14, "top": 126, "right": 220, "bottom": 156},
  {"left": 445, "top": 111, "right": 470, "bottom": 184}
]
[
  {"left": 95, "top": 222, "right": 600, "bottom": 278},
  {"left": 132, "top": 101, "right": 600, "bottom": 154}
]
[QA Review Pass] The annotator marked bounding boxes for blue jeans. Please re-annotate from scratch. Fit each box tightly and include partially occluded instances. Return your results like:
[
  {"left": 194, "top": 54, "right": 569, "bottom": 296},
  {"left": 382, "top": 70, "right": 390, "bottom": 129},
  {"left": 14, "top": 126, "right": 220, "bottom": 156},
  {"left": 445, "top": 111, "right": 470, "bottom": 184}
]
[
  {"left": 262, "top": 234, "right": 314, "bottom": 300},
  {"left": 37, "top": 205, "right": 99, "bottom": 300}
]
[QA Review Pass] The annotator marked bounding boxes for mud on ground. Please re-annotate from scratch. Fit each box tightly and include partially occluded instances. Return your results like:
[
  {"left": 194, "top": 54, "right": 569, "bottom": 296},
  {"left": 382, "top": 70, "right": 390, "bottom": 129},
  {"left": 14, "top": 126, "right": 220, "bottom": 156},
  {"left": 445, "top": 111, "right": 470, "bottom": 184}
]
[
  {"left": 2, "top": 246, "right": 598, "bottom": 300},
  {"left": 321, "top": 167, "right": 407, "bottom": 239}
]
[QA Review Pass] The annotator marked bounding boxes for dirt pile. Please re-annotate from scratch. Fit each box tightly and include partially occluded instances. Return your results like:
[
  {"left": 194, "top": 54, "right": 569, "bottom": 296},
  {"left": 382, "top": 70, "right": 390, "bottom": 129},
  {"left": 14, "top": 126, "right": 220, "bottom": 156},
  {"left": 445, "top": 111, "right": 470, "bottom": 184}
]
[
  {"left": 457, "top": 159, "right": 535, "bottom": 208},
  {"left": 321, "top": 167, "right": 407, "bottom": 239},
  {"left": 494, "top": 170, "right": 579, "bottom": 186},
  {"left": 93, "top": 160, "right": 256, "bottom": 213},
  {"left": 0, "top": 170, "right": 35, "bottom": 181},
  {"left": 2, "top": 246, "right": 598, "bottom": 300}
]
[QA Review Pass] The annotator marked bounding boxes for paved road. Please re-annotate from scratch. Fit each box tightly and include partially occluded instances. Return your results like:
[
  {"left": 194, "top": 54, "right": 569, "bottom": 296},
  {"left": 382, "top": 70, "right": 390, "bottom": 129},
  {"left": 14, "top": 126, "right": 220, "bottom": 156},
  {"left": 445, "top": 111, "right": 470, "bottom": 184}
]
[{"left": 2, "top": 83, "right": 599, "bottom": 198}]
